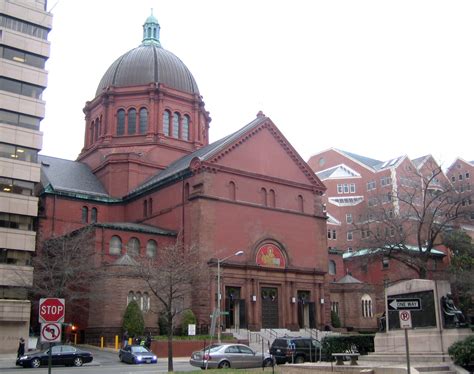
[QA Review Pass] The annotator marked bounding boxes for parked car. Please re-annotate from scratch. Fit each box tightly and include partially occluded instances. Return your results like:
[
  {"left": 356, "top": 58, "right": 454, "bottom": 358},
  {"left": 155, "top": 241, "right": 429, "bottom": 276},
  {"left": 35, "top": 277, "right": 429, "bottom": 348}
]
[
  {"left": 190, "top": 343, "right": 274, "bottom": 369},
  {"left": 16, "top": 344, "right": 93, "bottom": 368},
  {"left": 270, "top": 337, "right": 322, "bottom": 364},
  {"left": 119, "top": 345, "right": 157, "bottom": 364}
]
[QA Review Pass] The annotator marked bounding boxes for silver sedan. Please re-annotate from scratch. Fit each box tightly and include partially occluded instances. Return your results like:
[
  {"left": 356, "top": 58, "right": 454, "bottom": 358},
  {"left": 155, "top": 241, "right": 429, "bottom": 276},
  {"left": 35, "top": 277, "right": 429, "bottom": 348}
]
[{"left": 190, "top": 343, "right": 274, "bottom": 369}]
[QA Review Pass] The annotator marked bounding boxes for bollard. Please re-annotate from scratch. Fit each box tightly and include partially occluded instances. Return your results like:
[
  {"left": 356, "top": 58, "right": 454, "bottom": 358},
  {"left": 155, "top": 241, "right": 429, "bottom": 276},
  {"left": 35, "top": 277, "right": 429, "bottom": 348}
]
[
  {"left": 100, "top": 336, "right": 104, "bottom": 349},
  {"left": 115, "top": 335, "right": 119, "bottom": 350}
]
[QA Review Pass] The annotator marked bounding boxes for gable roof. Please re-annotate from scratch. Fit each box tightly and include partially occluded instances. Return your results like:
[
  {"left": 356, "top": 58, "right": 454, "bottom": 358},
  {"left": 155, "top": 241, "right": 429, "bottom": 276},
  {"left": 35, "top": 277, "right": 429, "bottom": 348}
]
[
  {"left": 129, "top": 113, "right": 326, "bottom": 197},
  {"left": 39, "top": 155, "right": 110, "bottom": 199},
  {"left": 335, "top": 149, "right": 383, "bottom": 169},
  {"left": 335, "top": 274, "right": 362, "bottom": 284},
  {"left": 316, "top": 164, "right": 361, "bottom": 180}
]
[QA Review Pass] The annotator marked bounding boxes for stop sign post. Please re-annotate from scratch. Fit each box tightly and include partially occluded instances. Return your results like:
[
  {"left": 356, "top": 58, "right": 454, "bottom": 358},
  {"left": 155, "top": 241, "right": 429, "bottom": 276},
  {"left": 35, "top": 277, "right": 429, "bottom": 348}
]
[{"left": 39, "top": 298, "right": 65, "bottom": 323}]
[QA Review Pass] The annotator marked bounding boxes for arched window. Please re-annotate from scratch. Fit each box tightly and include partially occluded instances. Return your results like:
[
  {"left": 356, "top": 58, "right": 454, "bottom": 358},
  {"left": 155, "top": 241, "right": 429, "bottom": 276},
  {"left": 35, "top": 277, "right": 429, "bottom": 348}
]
[
  {"left": 127, "top": 237, "right": 140, "bottom": 256},
  {"left": 146, "top": 240, "right": 157, "bottom": 258},
  {"left": 127, "top": 108, "right": 136, "bottom": 135},
  {"left": 109, "top": 235, "right": 122, "bottom": 255},
  {"left": 172, "top": 112, "right": 180, "bottom": 138},
  {"left": 91, "top": 207, "right": 97, "bottom": 223},
  {"left": 136, "top": 291, "right": 143, "bottom": 310},
  {"left": 298, "top": 195, "right": 304, "bottom": 212},
  {"left": 89, "top": 121, "right": 94, "bottom": 144},
  {"left": 261, "top": 188, "right": 267, "bottom": 206},
  {"left": 81, "top": 206, "right": 88, "bottom": 223},
  {"left": 162, "top": 110, "right": 170, "bottom": 136},
  {"left": 139, "top": 108, "right": 148, "bottom": 134},
  {"left": 94, "top": 120, "right": 99, "bottom": 140},
  {"left": 328, "top": 260, "right": 336, "bottom": 275},
  {"left": 269, "top": 189, "right": 276, "bottom": 208},
  {"left": 127, "top": 291, "right": 135, "bottom": 305},
  {"left": 143, "top": 292, "right": 150, "bottom": 312},
  {"left": 229, "top": 181, "right": 236, "bottom": 201},
  {"left": 182, "top": 115, "right": 190, "bottom": 140},
  {"left": 148, "top": 198, "right": 153, "bottom": 215},
  {"left": 117, "top": 109, "right": 125, "bottom": 135},
  {"left": 361, "top": 294, "right": 373, "bottom": 318}
]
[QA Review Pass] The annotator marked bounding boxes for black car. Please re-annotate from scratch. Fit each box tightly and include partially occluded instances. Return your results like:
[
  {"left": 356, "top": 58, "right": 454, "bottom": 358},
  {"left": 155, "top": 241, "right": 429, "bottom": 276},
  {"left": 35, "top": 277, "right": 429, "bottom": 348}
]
[
  {"left": 270, "top": 337, "right": 322, "bottom": 364},
  {"left": 119, "top": 345, "right": 157, "bottom": 364},
  {"left": 16, "top": 345, "right": 93, "bottom": 368}
]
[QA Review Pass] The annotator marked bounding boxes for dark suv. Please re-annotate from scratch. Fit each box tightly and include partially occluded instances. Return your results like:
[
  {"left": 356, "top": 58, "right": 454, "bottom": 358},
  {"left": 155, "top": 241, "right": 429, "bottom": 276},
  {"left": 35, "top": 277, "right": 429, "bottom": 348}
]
[{"left": 269, "top": 337, "right": 322, "bottom": 364}]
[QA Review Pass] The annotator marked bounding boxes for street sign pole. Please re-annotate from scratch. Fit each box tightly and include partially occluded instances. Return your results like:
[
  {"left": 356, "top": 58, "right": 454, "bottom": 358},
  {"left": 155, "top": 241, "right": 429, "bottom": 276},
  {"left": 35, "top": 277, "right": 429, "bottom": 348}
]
[
  {"left": 404, "top": 329, "right": 411, "bottom": 374},
  {"left": 48, "top": 343, "right": 52, "bottom": 374}
]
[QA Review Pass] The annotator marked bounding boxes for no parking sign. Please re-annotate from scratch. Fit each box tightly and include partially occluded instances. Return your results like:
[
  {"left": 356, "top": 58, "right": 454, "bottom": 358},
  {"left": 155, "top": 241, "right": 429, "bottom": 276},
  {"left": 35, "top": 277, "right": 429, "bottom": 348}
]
[{"left": 399, "top": 310, "right": 412, "bottom": 329}]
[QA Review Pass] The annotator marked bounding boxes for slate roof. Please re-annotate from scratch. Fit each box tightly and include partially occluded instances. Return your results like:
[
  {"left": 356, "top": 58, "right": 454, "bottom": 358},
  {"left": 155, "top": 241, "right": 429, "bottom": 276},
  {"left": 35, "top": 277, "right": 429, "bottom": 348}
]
[
  {"left": 316, "top": 165, "right": 339, "bottom": 180},
  {"left": 39, "top": 155, "right": 109, "bottom": 198},
  {"left": 336, "top": 149, "right": 382, "bottom": 168},
  {"left": 335, "top": 274, "right": 362, "bottom": 284},
  {"left": 343, "top": 245, "right": 446, "bottom": 259},
  {"left": 128, "top": 115, "right": 268, "bottom": 196},
  {"left": 93, "top": 222, "right": 176, "bottom": 236}
]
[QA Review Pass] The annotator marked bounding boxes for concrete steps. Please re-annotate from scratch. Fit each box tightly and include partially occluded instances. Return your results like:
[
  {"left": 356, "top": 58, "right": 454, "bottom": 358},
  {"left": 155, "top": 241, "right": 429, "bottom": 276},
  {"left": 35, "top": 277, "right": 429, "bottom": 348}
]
[
  {"left": 364, "top": 351, "right": 452, "bottom": 364},
  {"left": 415, "top": 365, "right": 456, "bottom": 374}
]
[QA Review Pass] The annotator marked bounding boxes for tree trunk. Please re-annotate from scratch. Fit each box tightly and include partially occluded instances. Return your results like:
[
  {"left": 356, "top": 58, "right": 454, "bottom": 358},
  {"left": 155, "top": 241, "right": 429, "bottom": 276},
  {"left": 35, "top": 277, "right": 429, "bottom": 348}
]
[{"left": 167, "top": 312, "right": 174, "bottom": 372}]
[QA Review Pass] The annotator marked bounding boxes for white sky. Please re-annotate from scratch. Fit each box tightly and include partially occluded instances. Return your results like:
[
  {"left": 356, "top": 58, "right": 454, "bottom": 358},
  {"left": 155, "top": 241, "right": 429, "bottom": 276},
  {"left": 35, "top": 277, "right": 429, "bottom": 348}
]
[{"left": 41, "top": 0, "right": 474, "bottom": 168}]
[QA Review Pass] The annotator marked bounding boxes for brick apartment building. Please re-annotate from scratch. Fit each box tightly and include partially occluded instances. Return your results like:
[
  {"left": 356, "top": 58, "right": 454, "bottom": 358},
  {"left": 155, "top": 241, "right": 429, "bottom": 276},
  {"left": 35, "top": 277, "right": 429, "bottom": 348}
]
[
  {"left": 36, "top": 15, "right": 333, "bottom": 343},
  {"left": 0, "top": 0, "right": 52, "bottom": 353},
  {"left": 308, "top": 149, "right": 473, "bottom": 320}
]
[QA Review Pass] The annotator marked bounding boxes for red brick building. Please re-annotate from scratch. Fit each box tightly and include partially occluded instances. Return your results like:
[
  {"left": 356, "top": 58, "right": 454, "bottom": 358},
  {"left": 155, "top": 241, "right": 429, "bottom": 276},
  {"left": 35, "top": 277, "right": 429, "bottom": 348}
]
[
  {"left": 308, "top": 149, "right": 456, "bottom": 318},
  {"left": 37, "top": 15, "right": 332, "bottom": 341}
]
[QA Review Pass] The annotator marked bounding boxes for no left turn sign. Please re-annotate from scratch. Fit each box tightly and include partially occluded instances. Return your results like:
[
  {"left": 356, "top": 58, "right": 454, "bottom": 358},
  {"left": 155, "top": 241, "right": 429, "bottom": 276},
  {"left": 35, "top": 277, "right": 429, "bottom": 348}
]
[
  {"left": 40, "top": 323, "right": 62, "bottom": 343},
  {"left": 399, "top": 310, "right": 412, "bottom": 329}
]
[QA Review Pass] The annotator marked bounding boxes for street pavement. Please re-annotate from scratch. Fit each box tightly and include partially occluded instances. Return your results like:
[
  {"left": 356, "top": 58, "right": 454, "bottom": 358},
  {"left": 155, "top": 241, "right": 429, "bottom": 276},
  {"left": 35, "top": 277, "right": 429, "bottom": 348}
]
[{"left": 0, "top": 346, "right": 194, "bottom": 373}]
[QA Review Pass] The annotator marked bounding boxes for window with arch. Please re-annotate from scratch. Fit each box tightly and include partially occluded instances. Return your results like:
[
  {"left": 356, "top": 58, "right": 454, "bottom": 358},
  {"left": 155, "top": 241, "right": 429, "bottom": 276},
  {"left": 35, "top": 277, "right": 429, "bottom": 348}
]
[
  {"left": 127, "top": 108, "right": 136, "bottom": 135},
  {"left": 148, "top": 198, "right": 153, "bottom": 216},
  {"left": 269, "top": 189, "right": 276, "bottom": 208},
  {"left": 127, "top": 291, "right": 135, "bottom": 305},
  {"left": 143, "top": 292, "right": 150, "bottom": 312},
  {"left": 182, "top": 115, "right": 190, "bottom": 140},
  {"left": 139, "top": 108, "right": 148, "bottom": 134},
  {"left": 95, "top": 119, "right": 99, "bottom": 140},
  {"left": 117, "top": 109, "right": 125, "bottom": 135},
  {"left": 297, "top": 195, "right": 304, "bottom": 212},
  {"left": 261, "top": 188, "right": 267, "bottom": 206},
  {"left": 89, "top": 121, "right": 94, "bottom": 144},
  {"left": 109, "top": 235, "right": 122, "bottom": 255},
  {"left": 136, "top": 291, "right": 143, "bottom": 310},
  {"left": 328, "top": 260, "right": 336, "bottom": 275},
  {"left": 229, "top": 181, "right": 236, "bottom": 201},
  {"left": 91, "top": 207, "right": 97, "bottom": 223},
  {"left": 162, "top": 110, "right": 170, "bottom": 136},
  {"left": 81, "top": 206, "right": 88, "bottom": 223},
  {"left": 172, "top": 112, "right": 180, "bottom": 138},
  {"left": 361, "top": 294, "right": 373, "bottom": 318},
  {"left": 127, "top": 237, "right": 140, "bottom": 256},
  {"left": 146, "top": 240, "right": 157, "bottom": 258}
]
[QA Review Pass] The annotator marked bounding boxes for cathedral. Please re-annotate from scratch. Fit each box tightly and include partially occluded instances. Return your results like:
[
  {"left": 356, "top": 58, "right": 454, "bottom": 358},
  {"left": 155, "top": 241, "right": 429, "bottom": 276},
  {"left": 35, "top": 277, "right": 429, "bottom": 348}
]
[{"left": 38, "top": 14, "right": 334, "bottom": 342}]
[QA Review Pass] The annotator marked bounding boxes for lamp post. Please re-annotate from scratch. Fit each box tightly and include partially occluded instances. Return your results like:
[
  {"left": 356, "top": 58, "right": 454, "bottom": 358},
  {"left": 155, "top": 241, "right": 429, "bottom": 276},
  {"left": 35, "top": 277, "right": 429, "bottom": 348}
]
[{"left": 217, "top": 250, "right": 244, "bottom": 343}]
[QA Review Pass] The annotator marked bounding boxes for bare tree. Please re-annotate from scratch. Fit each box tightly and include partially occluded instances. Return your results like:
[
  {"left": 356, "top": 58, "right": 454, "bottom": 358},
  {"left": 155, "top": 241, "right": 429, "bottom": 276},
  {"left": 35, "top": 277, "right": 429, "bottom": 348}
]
[
  {"left": 31, "top": 225, "right": 103, "bottom": 310},
  {"left": 353, "top": 163, "right": 473, "bottom": 278},
  {"left": 135, "top": 239, "right": 205, "bottom": 372}
]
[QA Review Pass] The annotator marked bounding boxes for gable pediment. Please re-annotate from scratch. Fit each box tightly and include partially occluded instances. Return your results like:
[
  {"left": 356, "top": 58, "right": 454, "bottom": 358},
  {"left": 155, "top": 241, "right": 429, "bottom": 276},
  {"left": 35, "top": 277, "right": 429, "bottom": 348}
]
[
  {"left": 203, "top": 117, "right": 325, "bottom": 190},
  {"left": 318, "top": 164, "right": 361, "bottom": 180}
]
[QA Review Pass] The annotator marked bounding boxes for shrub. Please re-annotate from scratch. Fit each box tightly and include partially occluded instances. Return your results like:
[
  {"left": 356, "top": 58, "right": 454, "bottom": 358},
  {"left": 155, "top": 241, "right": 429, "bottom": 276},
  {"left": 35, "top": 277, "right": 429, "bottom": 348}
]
[
  {"left": 331, "top": 311, "right": 341, "bottom": 328},
  {"left": 322, "top": 335, "right": 374, "bottom": 358},
  {"left": 180, "top": 309, "right": 197, "bottom": 335},
  {"left": 122, "top": 300, "right": 144, "bottom": 337},
  {"left": 448, "top": 335, "right": 474, "bottom": 367}
]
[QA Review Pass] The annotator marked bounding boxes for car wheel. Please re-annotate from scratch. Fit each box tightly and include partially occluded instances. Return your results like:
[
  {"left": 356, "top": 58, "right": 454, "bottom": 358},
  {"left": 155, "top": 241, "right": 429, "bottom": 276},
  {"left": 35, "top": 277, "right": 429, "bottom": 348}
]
[
  {"left": 31, "top": 358, "right": 41, "bottom": 368},
  {"left": 73, "top": 357, "right": 83, "bottom": 367},
  {"left": 218, "top": 360, "right": 231, "bottom": 369},
  {"left": 294, "top": 355, "right": 305, "bottom": 364}
]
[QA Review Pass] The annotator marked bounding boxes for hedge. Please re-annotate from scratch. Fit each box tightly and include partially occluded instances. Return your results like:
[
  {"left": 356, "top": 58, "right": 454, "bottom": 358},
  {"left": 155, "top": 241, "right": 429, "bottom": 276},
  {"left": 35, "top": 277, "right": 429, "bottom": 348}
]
[{"left": 321, "top": 334, "right": 375, "bottom": 358}]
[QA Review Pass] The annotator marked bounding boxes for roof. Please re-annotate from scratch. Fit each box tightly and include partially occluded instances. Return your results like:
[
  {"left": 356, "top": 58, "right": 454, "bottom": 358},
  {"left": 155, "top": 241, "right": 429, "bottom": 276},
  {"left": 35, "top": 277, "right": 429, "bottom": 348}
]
[
  {"left": 336, "top": 149, "right": 382, "bottom": 168},
  {"left": 112, "top": 253, "right": 139, "bottom": 266},
  {"left": 129, "top": 115, "right": 269, "bottom": 195},
  {"left": 335, "top": 274, "right": 362, "bottom": 284},
  {"left": 93, "top": 222, "right": 176, "bottom": 236},
  {"left": 39, "top": 155, "right": 109, "bottom": 198},
  {"left": 343, "top": 245, "right": 446, "bottom": 259},
  {"left": 96, "top": 16, "right": 198, "bottom": 97}
]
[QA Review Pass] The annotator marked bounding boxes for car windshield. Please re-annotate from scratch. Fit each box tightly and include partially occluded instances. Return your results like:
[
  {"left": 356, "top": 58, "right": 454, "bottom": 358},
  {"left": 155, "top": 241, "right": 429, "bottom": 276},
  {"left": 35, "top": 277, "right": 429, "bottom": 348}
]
[{"left": 131, "top": 346, "right": 150, "bottom": 353}]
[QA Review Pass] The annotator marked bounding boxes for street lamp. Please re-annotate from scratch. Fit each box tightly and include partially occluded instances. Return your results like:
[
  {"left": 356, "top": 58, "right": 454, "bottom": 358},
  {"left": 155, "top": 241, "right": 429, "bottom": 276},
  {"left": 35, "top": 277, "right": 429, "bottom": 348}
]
[{"left": 217, "top": 250, "right": 244, "bottom": 343}]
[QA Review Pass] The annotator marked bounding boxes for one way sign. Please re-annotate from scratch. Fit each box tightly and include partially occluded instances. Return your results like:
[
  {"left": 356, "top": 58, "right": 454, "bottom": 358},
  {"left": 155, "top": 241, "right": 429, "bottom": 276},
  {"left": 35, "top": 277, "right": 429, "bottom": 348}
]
[{"left": 387, "top": 298, "right": 421, "bottom": 311}]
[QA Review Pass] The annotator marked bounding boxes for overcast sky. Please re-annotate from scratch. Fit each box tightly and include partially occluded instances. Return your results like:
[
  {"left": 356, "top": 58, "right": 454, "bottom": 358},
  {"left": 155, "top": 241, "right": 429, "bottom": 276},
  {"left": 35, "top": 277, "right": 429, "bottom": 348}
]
[{"left": 41, "top": 0, "right": 474, "bottom": 168}]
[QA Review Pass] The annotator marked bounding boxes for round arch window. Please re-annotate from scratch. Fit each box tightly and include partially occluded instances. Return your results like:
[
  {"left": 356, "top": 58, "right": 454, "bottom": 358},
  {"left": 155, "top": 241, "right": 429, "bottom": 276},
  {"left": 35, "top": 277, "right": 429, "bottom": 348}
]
[{"left": 127, "top": 237, "right": 140, "bottom": 256}]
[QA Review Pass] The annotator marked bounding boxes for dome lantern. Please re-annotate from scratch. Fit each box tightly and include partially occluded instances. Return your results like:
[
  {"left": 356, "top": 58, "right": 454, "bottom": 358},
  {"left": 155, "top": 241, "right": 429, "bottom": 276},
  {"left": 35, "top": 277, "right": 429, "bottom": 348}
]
[{"left": 142, "top": 9, "right": 161, "bottom": 47}]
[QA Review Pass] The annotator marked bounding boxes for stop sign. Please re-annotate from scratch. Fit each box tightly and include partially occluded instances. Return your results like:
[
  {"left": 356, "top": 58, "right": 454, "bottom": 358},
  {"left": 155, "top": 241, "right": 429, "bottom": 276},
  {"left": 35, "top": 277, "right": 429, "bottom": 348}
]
[{"left": 39, "top": 298, "right": 65, "bottom": 323}]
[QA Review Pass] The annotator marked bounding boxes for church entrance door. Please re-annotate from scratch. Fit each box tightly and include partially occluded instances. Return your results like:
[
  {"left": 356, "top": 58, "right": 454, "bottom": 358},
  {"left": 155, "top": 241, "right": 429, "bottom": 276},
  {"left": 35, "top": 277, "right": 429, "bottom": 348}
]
[{"left": 261, "top": 287, "right": 279, "bottom": 328}]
